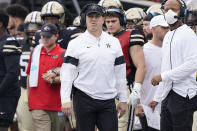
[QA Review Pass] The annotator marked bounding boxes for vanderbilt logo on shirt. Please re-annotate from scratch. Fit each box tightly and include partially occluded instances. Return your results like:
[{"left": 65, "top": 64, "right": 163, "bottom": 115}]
[
  {"left": 52, "top": 55, "right": 58, "bottom": 58},
  {"left": 106, "top": 43, "right": 111, "bottom": 48}
]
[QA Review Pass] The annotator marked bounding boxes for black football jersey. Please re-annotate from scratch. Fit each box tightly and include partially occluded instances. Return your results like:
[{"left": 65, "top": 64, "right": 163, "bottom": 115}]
[
  {"left": 0, "top": 35, "right": 21, "bottom": 96},
  {"left": 18, "top": 38, "right": 31, "bottom": 88}
]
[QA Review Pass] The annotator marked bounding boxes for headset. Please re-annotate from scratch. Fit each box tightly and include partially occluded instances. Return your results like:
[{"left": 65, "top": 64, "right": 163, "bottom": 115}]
[
  {"left": 80, "top": 4, "right": 106, "bottom": 27},
  {"left": 161, "top": 0, "right": 188, "bottom": 18},
  {"left": 106, "top": 8, "right": 127, "bottom": 26}
]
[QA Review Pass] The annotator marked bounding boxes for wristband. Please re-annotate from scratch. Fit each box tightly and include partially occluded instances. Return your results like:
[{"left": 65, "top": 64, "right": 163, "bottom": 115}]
[{"left": 133, "top": 82, "right": 142, "bottom": 91}]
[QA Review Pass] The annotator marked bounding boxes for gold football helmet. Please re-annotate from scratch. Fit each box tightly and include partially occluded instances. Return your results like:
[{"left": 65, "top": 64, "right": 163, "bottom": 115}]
[
  {"left": 41, "top": 1, "right": 65, "bottom": 25},
  {"left": 73, "top": 16, "right": 81, "bottom": 27},
  {"left": 24, "top": 11, "right": 42, "bottom": 43},
  {"left": 24, "top": 11, "right": 42, "bottom": 25},
  {"left": 126, "top": 7, "right": 146, "bottom": 26},
  {"left": 98, "top": 0, "right": 123, "bottom": 9},
  {"left": 146, "top": 4, "right": 163, "bottom": 15}
]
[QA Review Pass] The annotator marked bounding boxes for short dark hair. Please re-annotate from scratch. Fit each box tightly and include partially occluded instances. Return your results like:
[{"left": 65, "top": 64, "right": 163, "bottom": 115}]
[
  {"left": 0, "top": 9, "right": 9, "bottom": 28},
  {"left": 143, "top": 12, "right": 160, "bottom": 21},
  {"left": 6, "top": 4, "right": 29, "bottom": 20},
  {"left": 105, "top": 11, "right": 120, "bottom": 18}
]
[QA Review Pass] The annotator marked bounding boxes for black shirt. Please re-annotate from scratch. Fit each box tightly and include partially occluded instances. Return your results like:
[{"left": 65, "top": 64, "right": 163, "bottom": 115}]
[{"left": 0, "top": 34, "right": 21, "bottom": 96}]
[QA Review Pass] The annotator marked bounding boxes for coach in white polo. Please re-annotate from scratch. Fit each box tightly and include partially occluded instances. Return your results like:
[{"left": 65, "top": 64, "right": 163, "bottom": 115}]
[{"left": 60, "top": 3, "right": 127, "bottom": 131}]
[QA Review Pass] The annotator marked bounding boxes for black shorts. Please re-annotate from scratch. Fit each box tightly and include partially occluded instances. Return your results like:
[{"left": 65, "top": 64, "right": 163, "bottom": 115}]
[{"left": 0, "top": 96, "right": 19, "bottom": 127}]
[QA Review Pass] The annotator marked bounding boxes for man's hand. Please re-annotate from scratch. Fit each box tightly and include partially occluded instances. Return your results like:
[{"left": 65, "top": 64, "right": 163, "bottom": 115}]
[
  {"left": 151, "top": 74, "right": 162, "bottom": 86},
  {"left": 148, "top": 101, "right": 158, "bottom": 112},
  {"left": 42, "top": 71, "right": 56, "bottom": 84},
  {"left": 117, "top": 102, "right": 127, "bottom": 118},
  {"left": 136, "top": 104, "right": 144, "bottom": 118},
  {"left": 62, "top": 102, "right": 72, "bottom": 116}
]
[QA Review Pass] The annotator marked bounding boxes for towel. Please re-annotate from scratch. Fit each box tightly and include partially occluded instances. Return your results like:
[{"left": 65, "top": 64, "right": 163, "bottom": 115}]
[{"left": 29, "top": 42, "right": 43, "bottom": 87}]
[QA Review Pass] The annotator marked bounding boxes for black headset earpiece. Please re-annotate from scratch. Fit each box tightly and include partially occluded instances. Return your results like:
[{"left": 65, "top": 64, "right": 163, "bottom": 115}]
[
  {"left": 178, "top": 0, "right": 187, "bottom": 18},
  {"left": 80, "top": 4, "right": 91, "bottom": 28},
  {"left": 80, "top": 4, "right": 106, "bottom": 28}
]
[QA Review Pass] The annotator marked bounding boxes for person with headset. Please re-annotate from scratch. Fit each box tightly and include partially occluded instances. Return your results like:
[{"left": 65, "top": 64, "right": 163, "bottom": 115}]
[
  {"left": 105, "top": 8, "right": 146, "bottom": 131},
  {"left": 151, "top": 0, "right": 197, "bottom": 131},
  {"left": 61, "top": 3, "right": 127, "bottom": 131}
]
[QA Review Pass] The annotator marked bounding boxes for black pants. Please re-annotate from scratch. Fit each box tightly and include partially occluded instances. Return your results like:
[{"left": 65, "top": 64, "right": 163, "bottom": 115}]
[
  {"left": 73, "top": 88, "right": 118, "bottom": 131},
  {"left": 161, "top": 90, "right": 197, "bottom": 131},
  {"left": 0, "top": 96, "right": 19, "bottom": 128},
  {"left": 139, "top": 115, "right": 159, "bottom": 131}
]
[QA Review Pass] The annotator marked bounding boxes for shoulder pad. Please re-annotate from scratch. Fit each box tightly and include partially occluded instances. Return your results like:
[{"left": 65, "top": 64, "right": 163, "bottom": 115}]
[
  {"left": 66, "top": 27, "right": 77, "bottom": 30},
  {"left": 2, "top": 36, "right": 22, "bottom": 55},
  {"left": 71, "top": 33, "right": 83, "bottom": 38}
]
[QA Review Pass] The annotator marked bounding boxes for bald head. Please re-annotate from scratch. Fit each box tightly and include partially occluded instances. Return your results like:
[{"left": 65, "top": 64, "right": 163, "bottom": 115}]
[{"left": 164, "top": 0, "right": 182, "bottom": 14}]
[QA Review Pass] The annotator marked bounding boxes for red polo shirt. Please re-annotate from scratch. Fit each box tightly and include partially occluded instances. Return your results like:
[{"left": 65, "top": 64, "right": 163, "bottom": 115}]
[{"left": 26, "top": 44, "right": 65, "bottom": 111}]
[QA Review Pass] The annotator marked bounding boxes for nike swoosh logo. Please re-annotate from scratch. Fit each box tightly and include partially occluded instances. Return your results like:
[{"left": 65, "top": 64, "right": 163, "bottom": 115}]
[{"left": 57, "top": 39, "right": 63, "bottom": 43}]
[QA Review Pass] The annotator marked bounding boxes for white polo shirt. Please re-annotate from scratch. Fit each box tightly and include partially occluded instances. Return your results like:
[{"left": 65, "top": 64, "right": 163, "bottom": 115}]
[
  {"left": 60, "top": 30, "right": 127, "bottom": 103},
  {"left": 154, "top": 24, "right": 197, "bottom": 102}
]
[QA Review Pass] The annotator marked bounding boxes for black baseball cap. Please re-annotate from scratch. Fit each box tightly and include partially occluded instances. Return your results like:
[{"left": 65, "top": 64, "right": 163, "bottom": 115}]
[
  {"left": 40, "top": 23, "right": 58, "bottom": 38},
  {"left": 85, "top": 4, "right": 105, "bottom": 16}
]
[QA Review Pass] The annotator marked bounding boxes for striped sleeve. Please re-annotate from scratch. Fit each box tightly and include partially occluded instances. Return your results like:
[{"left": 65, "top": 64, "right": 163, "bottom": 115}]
[
  {"left": 129, "top": 29, "right": 145, "bottom": 47},
  {"left": 60, "top": 40, "right": 79, "bottom": 103},
  {"left": 2, "top": 37, "right": 21, "bottom": 55}
]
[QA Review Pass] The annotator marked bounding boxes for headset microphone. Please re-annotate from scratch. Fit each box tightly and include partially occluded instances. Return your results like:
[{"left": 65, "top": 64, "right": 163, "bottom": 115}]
[{"left": 174, "top": 16, "right": 180, "bottom": 19}]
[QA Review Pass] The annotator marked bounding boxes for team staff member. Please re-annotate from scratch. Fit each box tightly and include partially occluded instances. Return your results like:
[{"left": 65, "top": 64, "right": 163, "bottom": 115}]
[
  {"left": 26, "top": 23, "right": 65, "bottom": 131},
  {"left": 0, "top": 9, "right": 21, "bottom": 131},
  {"left": 105, "top": 8, "right": 146, "bottom": 131},
  {"left": 151, "top": 0, "right": 197, "bottom": 131},
  {"left": 140, "top": 15, "right": 169, "bottom": 131},
  {"left": 61, "top": 4, "right": 127, "bottom": 131}
]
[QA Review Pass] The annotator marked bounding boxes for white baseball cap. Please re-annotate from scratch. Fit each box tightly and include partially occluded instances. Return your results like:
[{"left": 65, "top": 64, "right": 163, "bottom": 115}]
[{"left": 150, "top": 15, "right": 168, "bottom": 29}]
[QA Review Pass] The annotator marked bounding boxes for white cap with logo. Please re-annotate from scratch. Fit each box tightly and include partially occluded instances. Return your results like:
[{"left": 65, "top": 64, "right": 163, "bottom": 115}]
[{"left": 150, "top": 15, "right": 169, "bottom": 29}]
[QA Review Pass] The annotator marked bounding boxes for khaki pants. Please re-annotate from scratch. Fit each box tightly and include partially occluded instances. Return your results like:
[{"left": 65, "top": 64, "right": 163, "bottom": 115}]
[
  {"left": 16, "top": 87, "right": 35, "bottom": 131},
  {"left": 31, "top": 110, "right": 64, "bottom": 131},
  {"left": 115, "top": 87, "right": 131, "bottom": 131},
  {"left": 193, "top": 111, "right": 197, "bottom": 131}
]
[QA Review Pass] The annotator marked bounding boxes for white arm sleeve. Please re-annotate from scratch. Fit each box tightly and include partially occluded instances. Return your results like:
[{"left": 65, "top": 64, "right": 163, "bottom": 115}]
[{"left": 60, "top": 41, "right": 79, "bottom": 104}]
